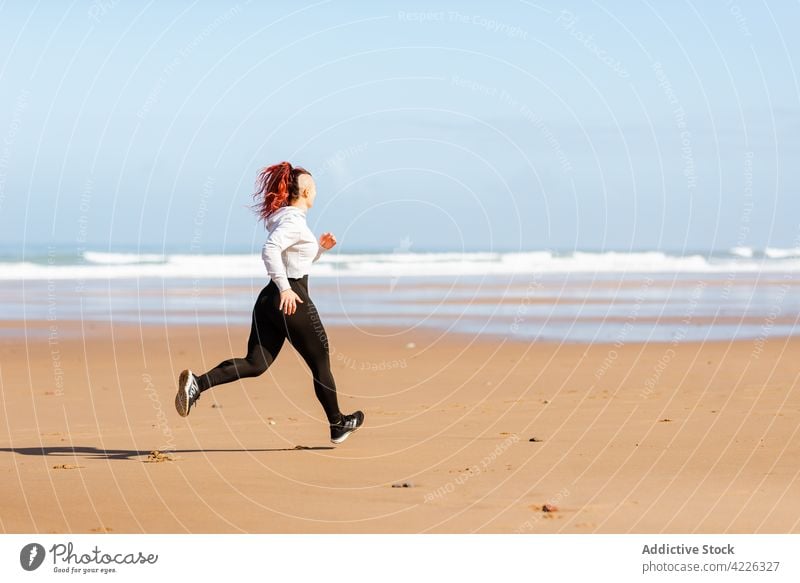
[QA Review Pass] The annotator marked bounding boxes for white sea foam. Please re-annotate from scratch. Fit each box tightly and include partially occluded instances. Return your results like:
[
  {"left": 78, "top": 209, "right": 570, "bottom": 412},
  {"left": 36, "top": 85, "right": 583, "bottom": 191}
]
[
  {"left": 765, "top": 247, "right": 800, "bottom": 259},
  {"left": 729, "top": 246, "right": 754, "bottom": 258}
]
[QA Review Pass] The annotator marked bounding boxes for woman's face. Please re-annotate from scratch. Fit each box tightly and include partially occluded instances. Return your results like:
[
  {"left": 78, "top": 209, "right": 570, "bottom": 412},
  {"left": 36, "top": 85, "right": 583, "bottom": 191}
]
[{"left": 298, "top": 173, "right": 317, "bottom": 208}]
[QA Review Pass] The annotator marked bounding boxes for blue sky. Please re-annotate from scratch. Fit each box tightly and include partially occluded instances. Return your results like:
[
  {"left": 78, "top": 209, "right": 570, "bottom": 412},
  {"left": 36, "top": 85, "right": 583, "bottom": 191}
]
[{"left": 0, "top": 0, "right": 798, "bottom": 254}]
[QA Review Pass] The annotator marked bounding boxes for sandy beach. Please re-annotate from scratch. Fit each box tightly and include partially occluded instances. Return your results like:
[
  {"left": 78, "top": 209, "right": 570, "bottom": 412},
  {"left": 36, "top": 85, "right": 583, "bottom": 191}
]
[{"left": 1, "top": 318, "right": 798, "bottom": 534}]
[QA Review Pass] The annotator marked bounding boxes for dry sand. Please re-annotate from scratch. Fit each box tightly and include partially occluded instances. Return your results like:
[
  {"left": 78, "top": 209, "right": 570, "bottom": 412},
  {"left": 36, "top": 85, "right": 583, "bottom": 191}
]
[{"left": 1, "top": 319, "right": 798, "bottom": 533}]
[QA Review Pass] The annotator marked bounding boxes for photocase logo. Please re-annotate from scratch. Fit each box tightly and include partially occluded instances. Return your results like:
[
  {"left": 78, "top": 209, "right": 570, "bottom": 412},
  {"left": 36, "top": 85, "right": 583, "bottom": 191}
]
[{"left": 20, "top": 543, "right": 46, "bottom": 571}]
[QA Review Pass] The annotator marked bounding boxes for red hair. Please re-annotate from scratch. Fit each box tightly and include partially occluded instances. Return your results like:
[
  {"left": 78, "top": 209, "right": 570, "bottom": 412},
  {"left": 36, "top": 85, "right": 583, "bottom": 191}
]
[{"left": 250, "top": 161, "right": 311, "bottom": 225}]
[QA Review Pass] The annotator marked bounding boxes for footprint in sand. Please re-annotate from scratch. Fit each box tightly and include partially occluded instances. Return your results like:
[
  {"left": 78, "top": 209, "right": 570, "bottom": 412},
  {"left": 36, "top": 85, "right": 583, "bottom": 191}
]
[{"left": 144, "top": 450, "right": 175, "bottom": 463}]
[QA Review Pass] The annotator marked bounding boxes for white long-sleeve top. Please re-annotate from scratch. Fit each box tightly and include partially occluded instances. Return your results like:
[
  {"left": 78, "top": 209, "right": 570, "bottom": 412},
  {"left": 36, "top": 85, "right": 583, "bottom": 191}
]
[{"left": 261, "top": 205, "right": 326, "bottom": 292}]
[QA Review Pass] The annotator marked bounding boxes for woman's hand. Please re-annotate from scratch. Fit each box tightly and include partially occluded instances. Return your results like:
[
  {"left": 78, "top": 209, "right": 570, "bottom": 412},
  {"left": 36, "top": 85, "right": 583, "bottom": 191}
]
[
  {"left": 319, "top": 232, "right": 337, "bottom": 250},
  {"left": 279, "top": 289, "right": 304, "bottom": 315}
]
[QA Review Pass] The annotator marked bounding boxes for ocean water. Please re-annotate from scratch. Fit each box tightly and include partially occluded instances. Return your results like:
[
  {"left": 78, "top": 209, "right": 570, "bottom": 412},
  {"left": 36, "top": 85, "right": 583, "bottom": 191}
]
[
  {"left": 3, "top": 246, "right": 800, "bottom": 280},
  {"left": 2, "top": 246, "right": 799, "bottom": 344}
]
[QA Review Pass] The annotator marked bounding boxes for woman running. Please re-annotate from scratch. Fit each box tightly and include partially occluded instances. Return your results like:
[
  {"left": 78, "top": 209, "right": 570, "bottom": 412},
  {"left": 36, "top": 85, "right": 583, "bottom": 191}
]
[{"left": 175, "top": 161, "right": 364, "bottom": 444}]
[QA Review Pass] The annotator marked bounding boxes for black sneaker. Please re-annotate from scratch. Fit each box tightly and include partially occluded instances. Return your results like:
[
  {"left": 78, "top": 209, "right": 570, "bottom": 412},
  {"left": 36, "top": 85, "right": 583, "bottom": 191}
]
[
  {"left": 175, "top": 369, "right": 201, "bottom": 417},
  {"left": 330, "top": 411, "right": 365, "bottom": 444}
]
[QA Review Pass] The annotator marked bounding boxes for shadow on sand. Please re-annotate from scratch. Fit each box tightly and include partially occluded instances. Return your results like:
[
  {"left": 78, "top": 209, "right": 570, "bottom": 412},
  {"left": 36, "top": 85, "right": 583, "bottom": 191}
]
[{"left": 0, "top": 445, "right": 334, "bottom": 461}]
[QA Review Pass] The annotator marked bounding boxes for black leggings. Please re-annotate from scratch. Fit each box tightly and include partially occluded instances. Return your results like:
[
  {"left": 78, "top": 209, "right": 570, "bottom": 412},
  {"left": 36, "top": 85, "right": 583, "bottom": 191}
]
[{"left": 195, "top": 275, "right": 342, "bottom": 423}]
